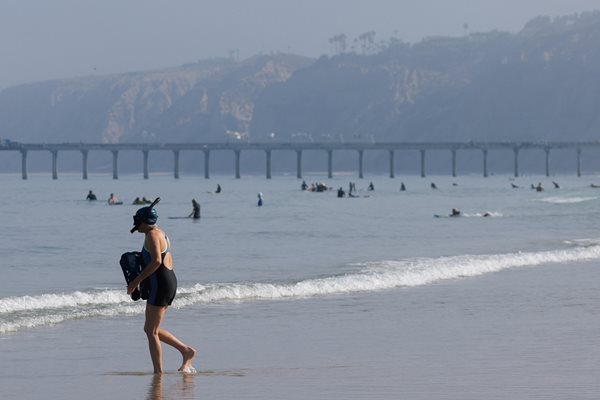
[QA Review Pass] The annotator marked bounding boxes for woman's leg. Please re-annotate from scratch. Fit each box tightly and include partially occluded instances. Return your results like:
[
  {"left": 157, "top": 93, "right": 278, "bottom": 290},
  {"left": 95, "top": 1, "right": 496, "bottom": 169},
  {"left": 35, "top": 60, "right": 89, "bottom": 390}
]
[
  {"left": 144, "top": 304, "right": 167, "bottom": 373},
  {"left": 157, "top": 328, "right": 197, "bottom": 371}
]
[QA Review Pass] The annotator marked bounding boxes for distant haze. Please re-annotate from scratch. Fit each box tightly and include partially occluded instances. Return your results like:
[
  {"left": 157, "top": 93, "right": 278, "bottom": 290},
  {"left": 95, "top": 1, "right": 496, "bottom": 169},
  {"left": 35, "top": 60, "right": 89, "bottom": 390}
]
[{"left": 2, "top": 0, "right": 600, "bottom": 89}]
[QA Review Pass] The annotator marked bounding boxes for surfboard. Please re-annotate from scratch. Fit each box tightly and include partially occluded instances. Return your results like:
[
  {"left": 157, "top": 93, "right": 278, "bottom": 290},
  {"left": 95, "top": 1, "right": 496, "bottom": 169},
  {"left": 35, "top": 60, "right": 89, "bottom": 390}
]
[
  {"left": 168, "top": 216, "right": 192, "bottom": 219},
  {"left": 119, "top": 252, "right": 148, "bottom": 301}
]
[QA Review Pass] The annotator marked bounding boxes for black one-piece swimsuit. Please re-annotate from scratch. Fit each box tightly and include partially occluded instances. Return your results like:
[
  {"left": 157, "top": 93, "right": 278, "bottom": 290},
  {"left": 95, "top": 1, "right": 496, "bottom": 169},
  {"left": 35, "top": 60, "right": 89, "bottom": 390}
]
[{"left": 141, "top": 236, "right": 177, "bottom": 306}]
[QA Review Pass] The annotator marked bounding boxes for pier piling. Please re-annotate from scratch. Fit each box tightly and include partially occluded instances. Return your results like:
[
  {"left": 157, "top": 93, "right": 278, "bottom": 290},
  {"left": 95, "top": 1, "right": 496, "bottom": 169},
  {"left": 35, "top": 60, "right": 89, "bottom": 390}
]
[{"left": 1, "top": 141, "right": 595, "bottom": 180}]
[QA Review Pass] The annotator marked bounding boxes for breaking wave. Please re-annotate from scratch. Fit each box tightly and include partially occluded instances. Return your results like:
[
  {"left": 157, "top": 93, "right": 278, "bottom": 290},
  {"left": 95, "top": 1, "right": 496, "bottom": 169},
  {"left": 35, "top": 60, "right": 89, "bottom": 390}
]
[
  {"left": 538, "top": 196, "right": 597, "bottom": 204},
  {"left": 3, "top": 242, "right": 600, "bottom": 334}
]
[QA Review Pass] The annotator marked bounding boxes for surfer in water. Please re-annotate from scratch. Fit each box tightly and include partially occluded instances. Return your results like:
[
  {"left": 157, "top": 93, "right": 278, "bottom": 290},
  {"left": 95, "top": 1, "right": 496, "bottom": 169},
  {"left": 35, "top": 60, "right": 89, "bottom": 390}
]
[
  {"left": 108, "top": 193, "right": 120, "bottom": 205},
  {"left": 127, "top": 200, "right": 196, "bottom": 374},
  {"left": 86, "top": 190, "right": 97, "bottom": 201},
  {"left": 257, "top": 192, "right": 264, "bottom": 206},
  {"left": 188, "top": 199, "right": 200, "bottom": 219}
]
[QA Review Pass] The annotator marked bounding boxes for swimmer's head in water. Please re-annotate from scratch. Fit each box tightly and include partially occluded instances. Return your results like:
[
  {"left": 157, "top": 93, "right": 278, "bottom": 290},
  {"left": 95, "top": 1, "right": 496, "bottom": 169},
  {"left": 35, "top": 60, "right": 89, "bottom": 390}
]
[{"left": 131, "top": 197, "right": 160, "bottom": 233}]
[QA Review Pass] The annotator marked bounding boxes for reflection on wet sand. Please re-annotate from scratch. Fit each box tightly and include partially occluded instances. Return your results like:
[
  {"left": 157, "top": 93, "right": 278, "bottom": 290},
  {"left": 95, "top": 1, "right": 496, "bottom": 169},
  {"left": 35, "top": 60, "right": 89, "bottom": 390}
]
[{"left": 146, "top": 373, "right": 195, "bottom": 400}]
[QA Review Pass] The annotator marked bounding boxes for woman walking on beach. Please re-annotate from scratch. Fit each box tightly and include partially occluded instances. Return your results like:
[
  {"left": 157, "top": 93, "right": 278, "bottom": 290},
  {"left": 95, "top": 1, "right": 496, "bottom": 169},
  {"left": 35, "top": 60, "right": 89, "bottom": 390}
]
[{"left": 127, "top": 200, "right": 196, "bottom": 373}]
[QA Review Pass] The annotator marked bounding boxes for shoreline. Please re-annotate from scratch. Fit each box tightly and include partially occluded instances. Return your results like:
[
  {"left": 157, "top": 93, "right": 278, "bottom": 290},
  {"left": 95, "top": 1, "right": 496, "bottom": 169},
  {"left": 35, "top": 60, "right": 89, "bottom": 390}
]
[{"left": 2, "top": 259, "right": 599, "bottom": 399}]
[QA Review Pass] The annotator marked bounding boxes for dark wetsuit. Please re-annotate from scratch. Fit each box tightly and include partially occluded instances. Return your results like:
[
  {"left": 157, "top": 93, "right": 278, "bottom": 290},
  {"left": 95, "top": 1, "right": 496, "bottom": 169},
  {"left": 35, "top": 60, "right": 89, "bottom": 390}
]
[
  {"left": 141, "top": 235, "right": 177, "bottom": 307},
  {"left": 192, "top": 203, "right": 200, "bottom": 219}
]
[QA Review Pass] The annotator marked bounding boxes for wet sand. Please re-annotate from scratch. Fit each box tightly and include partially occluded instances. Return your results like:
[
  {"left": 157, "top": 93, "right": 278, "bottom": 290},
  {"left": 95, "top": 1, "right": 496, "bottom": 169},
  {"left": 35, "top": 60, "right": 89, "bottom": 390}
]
[{"left": 2, "top": 259, "right": 600, "bottom": 400}]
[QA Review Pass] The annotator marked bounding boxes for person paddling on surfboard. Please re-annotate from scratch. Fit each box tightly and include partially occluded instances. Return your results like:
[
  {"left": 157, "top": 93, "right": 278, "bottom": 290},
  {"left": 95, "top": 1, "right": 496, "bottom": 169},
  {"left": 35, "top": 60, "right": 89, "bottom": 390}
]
[
  {"left": 127, "top": 198, "right": 196, "bottom": 374},
  {"left": 450, "top": 208, "right": 461, "bottom": 217}
]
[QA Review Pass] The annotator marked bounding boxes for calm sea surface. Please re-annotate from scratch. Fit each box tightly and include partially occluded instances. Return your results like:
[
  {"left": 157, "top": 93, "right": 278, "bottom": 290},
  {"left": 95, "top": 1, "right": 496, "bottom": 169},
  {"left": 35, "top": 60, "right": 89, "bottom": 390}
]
[{"left": 2, "top": 172, "right": 600, "bottom": 399}]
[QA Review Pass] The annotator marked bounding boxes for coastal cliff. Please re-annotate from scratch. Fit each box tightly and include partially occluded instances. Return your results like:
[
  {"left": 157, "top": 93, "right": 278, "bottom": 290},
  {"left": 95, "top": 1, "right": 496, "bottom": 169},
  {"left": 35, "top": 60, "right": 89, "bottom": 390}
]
[{"left": 3, "top": 13, "right": 600, "bottom": 173}]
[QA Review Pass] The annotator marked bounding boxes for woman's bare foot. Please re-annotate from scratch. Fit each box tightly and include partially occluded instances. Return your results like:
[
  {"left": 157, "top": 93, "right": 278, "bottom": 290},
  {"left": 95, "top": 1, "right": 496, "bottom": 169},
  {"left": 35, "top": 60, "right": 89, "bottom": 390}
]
[{"left": 178, "top": 346, "right": 197, "bottom": 372}]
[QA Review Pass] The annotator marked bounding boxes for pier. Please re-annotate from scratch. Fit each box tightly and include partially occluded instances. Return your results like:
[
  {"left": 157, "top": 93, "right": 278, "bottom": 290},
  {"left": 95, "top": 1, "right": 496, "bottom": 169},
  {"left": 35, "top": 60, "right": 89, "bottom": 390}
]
[{"left": 0, "top": 141, "right": 597, "bottom": 179}]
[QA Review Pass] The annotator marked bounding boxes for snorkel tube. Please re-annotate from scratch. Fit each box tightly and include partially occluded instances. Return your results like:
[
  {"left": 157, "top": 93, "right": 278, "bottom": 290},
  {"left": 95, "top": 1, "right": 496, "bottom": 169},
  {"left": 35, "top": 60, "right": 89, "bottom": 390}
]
[{"left": 130, "top": 197, "right": 161, "bottom": 233}]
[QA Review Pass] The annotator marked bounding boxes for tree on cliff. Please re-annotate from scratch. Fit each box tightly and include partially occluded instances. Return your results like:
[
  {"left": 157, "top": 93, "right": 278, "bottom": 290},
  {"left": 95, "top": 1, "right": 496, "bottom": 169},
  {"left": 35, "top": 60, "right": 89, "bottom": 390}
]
[{"left": 329, "top": 34, "right": 348, "bottom": 55}]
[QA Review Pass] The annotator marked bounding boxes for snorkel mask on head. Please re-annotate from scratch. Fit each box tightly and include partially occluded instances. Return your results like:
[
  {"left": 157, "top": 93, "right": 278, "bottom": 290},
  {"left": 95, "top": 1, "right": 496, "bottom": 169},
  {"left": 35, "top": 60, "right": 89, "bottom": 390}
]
[{"left": 130, "top": 197, "right": 160, "bottom": 233}]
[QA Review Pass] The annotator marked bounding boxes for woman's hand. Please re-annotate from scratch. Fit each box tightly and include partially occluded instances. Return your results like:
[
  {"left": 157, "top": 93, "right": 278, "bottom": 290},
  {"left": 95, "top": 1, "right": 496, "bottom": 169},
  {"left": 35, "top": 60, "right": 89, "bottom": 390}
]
[{"left": 127, "top": 281, "right": 137, "bottom": 295}]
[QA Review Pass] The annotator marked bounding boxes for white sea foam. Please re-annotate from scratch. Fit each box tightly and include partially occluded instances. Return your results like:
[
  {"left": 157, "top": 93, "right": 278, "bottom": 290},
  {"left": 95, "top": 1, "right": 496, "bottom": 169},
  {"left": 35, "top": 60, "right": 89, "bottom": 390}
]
[
  {"left": 462, "top": 211, "right": 503, "bottom": 217},
  {"left": 180, "top": 366, "right": 197, "bottom": 374},
  {"left": 564, "top": 238, "right": 600, "bottom": 247},
  {"left": 3, "top": 243, "right": 600, "bottom": 334},
  {"left": 537, "top": 196, "right": 597, "bottom": 204},
  {"left": 0, "top": 290, "right": 129, "bottom": 314}
]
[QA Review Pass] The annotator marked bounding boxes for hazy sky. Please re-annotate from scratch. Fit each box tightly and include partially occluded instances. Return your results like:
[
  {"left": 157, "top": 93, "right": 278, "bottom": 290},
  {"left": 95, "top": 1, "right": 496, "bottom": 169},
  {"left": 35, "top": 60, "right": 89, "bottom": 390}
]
[{"left": 2, "top": 0, "right": 600, "bottom": 89}]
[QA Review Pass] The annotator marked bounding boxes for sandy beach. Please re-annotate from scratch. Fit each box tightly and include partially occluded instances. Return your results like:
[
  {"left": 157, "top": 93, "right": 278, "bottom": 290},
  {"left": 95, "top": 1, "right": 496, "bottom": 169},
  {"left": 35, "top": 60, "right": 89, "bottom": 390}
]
[{"left": 3, "top": 257, "right": 599, "bottom": 400}]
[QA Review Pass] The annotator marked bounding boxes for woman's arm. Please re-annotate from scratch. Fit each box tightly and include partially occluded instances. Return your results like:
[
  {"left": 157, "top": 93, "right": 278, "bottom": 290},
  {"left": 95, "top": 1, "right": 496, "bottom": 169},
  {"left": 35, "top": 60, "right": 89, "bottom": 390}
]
[{"left": 127, "top": 230, "right": 163, "bottom": 294}]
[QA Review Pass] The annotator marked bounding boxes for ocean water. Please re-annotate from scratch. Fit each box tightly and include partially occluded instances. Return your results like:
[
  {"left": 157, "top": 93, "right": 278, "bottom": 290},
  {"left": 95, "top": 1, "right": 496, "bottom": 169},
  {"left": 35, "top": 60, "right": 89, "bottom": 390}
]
[{"left": 2, "top": 172, "right": 600, "bottom": 399}]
